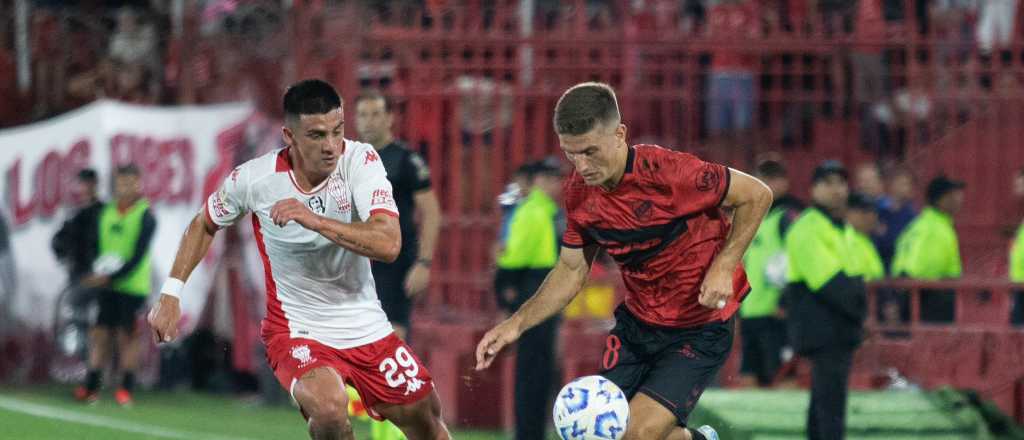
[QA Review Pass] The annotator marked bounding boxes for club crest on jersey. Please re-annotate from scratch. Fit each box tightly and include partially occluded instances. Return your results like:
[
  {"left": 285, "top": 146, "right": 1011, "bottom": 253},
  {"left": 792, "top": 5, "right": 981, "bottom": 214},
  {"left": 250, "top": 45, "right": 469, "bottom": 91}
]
[
  {"left": 327, "top": 174, "right": 351, "bottom": 213},
  {"left": 631, "top": 200, "right": 653, "bottom": 221},
  {"left": 364, "top": 150, "right": 379, "bottom": 164},
  {"left": 696, "top": 165, "right": 719, "bottom": 192},
  {"left": 291, "top": 345, "right": 315, "bottom": 367},
  {"left": 307, "top": 195, "right": 326, "bottom": 215}
]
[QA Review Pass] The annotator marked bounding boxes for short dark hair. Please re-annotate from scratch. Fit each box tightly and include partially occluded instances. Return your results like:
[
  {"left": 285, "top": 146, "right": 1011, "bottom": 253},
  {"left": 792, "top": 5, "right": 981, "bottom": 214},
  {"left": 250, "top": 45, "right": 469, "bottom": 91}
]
[
  {"left": 755, "top": 160, "right": 787, "bottom": 179},
  {"left": 553, "top": 82, "right": 621, "bottom": 136},
  {"left": 77, "top": 168, "right": 98, "bottom": 183},
  {"left": 283, "top": 79, "right": 342, "bottom": 122},
  {"left": 354, "top": 89, "right": 393, "bottom": 113},
  {"left": 116, "top": 164, "right": 140, "bottom": 176},
  {"left": 926, "top": 175, "right": 965, "bottom": 205}
]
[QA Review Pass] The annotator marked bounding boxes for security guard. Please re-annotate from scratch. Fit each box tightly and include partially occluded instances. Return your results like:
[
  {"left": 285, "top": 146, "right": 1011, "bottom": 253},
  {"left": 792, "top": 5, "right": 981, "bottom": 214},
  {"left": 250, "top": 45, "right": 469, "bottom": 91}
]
[
  {"left": 496, "top": 158, "right": 563, "bottom": 440},
  {"left": 740, "top": 160, "right": 803, "bottom": 387},
  {"left": 1010, "top": 215, "right": 1023, "bottom": 324},
  {"left": 891, "top": 176, "right": 965, "bottom": 322},
  {"left": 75, "top": 165, "right": 156, "bottom": 406},
  {"left": 785, "top": 161, "right": 866, "bottom": 440},
  {"left": 846, "top": 192, "right": 885, "bottom": 282}
]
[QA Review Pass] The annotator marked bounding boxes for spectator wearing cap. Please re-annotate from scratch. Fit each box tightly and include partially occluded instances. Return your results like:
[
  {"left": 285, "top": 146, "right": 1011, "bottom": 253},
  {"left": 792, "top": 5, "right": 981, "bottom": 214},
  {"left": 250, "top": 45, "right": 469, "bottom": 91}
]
[
  {"left": 738, "top": 159, "right": 803, "bottom": 388},
  {"left": 52, "top": 169, "right": 104, "bottom": 284},
  {"left": 494, "top": 158, "right": 564, "bottom": 440},
  {"left": 846, "top": 193, "right": 885, "bottom": 282},
  {"left": 874, "top": 166, "right": 917, "bottom": 270},
  {"left": 784, "top": 160, "right": 866, "bottom": 440},
  {"left": 493, "top": 162, "right": 537, "bottom": 314},
  {"left": 891, "top": 175, "right": 965, "bottom": 322}
]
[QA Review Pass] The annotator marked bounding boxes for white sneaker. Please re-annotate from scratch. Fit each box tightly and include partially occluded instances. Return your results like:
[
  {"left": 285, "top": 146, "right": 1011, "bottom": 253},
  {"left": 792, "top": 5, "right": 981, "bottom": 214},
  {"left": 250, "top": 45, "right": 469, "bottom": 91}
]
[{"left": 696, "top": 425, "right": 719, "bottom": 440}]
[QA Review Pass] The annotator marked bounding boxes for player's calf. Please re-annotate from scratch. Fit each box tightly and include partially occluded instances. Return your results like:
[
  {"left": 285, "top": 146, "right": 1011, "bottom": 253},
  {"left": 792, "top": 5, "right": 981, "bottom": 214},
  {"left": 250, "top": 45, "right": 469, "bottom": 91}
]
[
  {"left": 622, "top": 393, "right": 679, "bottom": 440},
  {"left": 374, "top": 390, "right": 450, "bottom": 440},
  {"left": 294, "top": 367, "right": 356, "bottom": 440}
]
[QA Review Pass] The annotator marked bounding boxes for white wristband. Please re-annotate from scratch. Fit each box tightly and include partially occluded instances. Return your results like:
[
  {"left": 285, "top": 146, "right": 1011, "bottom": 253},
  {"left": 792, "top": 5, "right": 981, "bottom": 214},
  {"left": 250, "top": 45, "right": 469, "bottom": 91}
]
[{"left": 161, "top": 278, "right": 185, "bottom": 298}]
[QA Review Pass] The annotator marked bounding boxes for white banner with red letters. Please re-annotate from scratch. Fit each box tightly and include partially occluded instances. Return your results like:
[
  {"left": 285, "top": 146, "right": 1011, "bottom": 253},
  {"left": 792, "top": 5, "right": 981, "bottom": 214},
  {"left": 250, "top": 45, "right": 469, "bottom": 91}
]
[{"left": 0, "top": 100, "right": 255, "bottom": 330}]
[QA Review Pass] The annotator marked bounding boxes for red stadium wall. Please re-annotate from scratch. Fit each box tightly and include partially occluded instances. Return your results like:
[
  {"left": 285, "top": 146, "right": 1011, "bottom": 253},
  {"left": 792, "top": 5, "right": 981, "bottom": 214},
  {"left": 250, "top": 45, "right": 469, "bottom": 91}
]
[{"left": 5, "top": 0, "right": 1024, "bottom": 429}]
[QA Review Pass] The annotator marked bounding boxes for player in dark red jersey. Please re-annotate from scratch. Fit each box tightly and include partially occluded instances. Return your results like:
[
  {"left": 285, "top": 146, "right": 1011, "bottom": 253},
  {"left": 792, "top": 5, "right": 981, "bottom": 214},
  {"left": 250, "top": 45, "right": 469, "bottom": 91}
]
[{"left": 475, "top": 82, "right": 772, "bottom": 440}]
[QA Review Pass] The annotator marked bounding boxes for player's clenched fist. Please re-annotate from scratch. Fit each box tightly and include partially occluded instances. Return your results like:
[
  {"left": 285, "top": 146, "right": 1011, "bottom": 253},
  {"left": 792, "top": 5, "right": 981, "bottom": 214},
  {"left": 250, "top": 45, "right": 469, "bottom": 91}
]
[
  {"left": 147, "top": 294, "right": 181, "bottom": 343},
  {"left": 699, "top": 267, "right": 733, "bottom": 310},
  {"left": 475, "top": 318, "right": 523, "bottom": 371},
  {"left": 270, "top": 199, "right": 323, "bottom": 229}
]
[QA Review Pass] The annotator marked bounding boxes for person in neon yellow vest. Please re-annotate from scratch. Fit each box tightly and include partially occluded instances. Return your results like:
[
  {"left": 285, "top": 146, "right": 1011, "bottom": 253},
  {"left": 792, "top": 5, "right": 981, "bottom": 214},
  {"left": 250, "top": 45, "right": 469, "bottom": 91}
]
[
  {"left": 75, "top": 165, "right": 156, "bottom": 406},
  {"left": 845, "top": 193, "right": 885, "bottom": 282},
  {"left": 346, "top": 385, "right": 406, "bottom": 440},
  {"left": 891, "top": 175, "right": 965, "bottom": 322},
  {"left": 739, "top": 159, "right": 803, "bottom": 387},
  {"left": 785, "top": 161, "right": 866, "bottom": 440},
  {"left": 1011, "top": 220, "right": 1024, "bottom": 321}
]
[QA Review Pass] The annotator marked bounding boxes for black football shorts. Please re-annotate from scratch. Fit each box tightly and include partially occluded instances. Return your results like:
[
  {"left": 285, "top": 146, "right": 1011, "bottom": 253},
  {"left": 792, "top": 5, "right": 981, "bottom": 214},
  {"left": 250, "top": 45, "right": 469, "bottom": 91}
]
[{"left": 601, "top": 304, "right": 734, "bottom": 427}]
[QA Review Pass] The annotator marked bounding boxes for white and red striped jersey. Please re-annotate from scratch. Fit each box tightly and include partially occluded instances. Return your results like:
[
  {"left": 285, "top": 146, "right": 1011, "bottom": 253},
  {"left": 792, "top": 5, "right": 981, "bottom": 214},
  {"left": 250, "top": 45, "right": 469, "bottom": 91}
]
[{"left": 206, "top": 142, "right": 399, "bottom": 349}]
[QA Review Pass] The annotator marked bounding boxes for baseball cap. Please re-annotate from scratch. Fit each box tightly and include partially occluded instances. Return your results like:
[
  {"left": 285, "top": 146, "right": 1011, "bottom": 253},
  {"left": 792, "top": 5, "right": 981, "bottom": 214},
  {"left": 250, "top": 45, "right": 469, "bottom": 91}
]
[
  {"left": 77, "top": 168, "right": 98, "bottom": 182},
  {"left": 847, "top": 192, "right": 876, "bottom": 211},
  {"left": 926, "top": 175, "right": 965, "bottom": 205},
  {"left": 532, "top": 156, "right": 564, "bottom": 177},
  {"left": 812, "top": 160, "right": 849, "bottom": 184}
]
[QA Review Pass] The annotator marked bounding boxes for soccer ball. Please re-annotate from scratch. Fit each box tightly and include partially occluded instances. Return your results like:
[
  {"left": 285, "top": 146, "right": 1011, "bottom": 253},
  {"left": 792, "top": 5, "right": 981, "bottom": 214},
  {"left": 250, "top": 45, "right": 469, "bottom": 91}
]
[{"left": 553, "top": 375, "right": 629, "bottom": 440}]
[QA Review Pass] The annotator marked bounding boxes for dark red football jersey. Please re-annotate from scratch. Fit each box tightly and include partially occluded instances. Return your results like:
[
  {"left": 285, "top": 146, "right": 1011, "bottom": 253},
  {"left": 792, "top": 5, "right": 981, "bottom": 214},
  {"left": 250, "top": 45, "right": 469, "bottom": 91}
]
[{"left": 562, "top": 144, "right": 751, "bottom": 328}]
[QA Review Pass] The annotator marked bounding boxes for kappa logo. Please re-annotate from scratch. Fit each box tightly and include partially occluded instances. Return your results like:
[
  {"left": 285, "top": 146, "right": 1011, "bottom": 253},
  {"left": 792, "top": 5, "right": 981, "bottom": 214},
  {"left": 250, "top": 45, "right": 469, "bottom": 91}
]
[
  {"left": 291, "top": 345, "right": 315, "bottom": 367},
  {"left": 364, "top": 150, "right": 379, "bottom": 165},
  {"left": 404, "top": 377, "right": 426, "bottom": 396},
  {"left": 211, "top": 189, "right": 230, "bottom": 218}
]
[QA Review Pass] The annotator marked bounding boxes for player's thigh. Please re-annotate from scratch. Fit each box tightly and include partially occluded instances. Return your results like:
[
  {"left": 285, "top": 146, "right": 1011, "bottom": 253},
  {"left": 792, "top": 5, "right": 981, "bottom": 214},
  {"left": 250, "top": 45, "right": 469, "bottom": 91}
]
[
  {"left": 94, "top": 289, "right": 121, "bottom": 328},
  {"left": 373, "top": 389, "right": 448, "bottom": 439},
  {"left": 115, "top": 295, "right": 146, "bottom": 334},
  {"left": 599, "top": 332, "right": 648, "bottom": 400},
  {"left": 341, "top": 334, "right": 435, "bottom": 418},
  {"left": 292, "top": 366, "right": 351, "bottom": 423},
  {"left": 640, "top": 320, "right": 734, "bottom": 427},
  {"left": 623, "top": 392, "right": 678, "bottom": 440}
]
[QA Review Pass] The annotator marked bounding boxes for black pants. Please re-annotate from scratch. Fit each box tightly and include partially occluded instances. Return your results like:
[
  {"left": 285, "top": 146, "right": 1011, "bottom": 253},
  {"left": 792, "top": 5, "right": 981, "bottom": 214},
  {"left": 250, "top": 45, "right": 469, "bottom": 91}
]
[
  {"left": 513, "top": 269, "right": 560, "bottom": 440},
  {"left": 807, "top": 347, "right": 854, "bottom": 440},
  {"left": 740, "top": 317, "right": 786, "bottom": 386}
]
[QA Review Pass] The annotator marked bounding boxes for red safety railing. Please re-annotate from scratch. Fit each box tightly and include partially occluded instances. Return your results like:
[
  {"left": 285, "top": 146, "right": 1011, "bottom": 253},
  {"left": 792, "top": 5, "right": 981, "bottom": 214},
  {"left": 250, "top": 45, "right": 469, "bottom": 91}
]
[
  {"left": 8, "top": 0, "right": 1024, "bottom": 327},
  {"left": 858, "top": 280, "right": 1024, "bottom": 422},
  {"left": 291, "top": 0, "right": 1024, "bottom": 313}
]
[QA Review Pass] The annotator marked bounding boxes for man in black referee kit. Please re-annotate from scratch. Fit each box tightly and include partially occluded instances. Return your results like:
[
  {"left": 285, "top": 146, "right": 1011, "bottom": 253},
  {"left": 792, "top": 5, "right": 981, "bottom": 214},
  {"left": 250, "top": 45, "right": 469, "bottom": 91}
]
[{"left": 355, "top": 89, "right": 442, "bottom": 340}]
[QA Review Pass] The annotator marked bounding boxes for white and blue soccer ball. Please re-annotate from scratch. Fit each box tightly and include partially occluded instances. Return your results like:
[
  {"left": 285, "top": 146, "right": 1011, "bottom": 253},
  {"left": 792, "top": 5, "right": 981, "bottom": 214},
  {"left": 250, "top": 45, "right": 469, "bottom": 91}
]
[{"left": 553, "top": 375, "right": 629, "bottom": 440}]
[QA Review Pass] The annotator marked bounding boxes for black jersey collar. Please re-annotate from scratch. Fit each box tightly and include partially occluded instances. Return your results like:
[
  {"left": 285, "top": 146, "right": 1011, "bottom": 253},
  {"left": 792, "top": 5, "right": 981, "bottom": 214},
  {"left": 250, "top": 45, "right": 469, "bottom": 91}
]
[
  {"left": 812, "top": 203, "right": 846, "bottom": 228},
  {"left": 624, "top": 146, "right": 636, "bottom": 174}
]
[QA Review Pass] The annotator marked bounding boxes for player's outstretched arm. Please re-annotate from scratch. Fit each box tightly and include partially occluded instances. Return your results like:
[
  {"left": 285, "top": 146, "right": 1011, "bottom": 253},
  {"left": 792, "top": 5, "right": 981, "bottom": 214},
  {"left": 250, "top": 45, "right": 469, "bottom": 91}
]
[
  {"left": 475, "top": 244, "right": 598, "bottom": 370},
  {"left": 270, "top": 198, "right": 401, "bottom": 262},
  {"left": 699, "top": 168, "right": 774, "bottom": 309},
  {"left": 148, "top": 211, "right": 219, "bottom": 343}
]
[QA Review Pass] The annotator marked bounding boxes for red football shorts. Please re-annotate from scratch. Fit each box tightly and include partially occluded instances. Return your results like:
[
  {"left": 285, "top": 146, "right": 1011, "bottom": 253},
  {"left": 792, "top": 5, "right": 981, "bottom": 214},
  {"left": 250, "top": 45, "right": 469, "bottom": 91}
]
[{"left": 264, "top": 332, "right": 434, "bottom": 420}]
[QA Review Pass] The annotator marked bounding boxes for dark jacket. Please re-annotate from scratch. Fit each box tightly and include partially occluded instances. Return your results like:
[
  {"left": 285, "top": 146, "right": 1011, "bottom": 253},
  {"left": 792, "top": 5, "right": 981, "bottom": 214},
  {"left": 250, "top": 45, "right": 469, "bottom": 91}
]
[{"left": 51, "top": 201, "right": 103, "bottom": 281}]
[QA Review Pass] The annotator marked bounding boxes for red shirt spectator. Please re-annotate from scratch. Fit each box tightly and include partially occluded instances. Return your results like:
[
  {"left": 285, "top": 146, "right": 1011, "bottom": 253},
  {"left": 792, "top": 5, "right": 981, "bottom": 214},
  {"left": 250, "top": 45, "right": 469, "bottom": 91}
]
[
  {"left": 709, "top": 0, "right": 760, "bottom": 71},
  {"left": 855, "top": 0, "right": 887, "bottom": 53}
]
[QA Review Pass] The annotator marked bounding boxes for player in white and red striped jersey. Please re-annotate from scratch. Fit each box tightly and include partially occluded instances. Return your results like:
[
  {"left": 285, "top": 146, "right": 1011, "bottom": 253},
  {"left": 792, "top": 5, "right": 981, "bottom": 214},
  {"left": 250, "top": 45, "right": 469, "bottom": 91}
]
[{"left": 147, "top": 79, "right": 450, "bottom": 440}]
